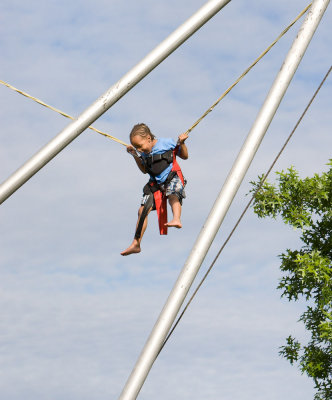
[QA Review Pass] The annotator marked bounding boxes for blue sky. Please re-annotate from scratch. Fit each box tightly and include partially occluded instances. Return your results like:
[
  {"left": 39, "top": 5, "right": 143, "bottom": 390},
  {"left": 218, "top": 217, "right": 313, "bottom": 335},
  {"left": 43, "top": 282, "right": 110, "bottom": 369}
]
[{"left": 0, "top": 1, "right": 331, "bottom": 399}]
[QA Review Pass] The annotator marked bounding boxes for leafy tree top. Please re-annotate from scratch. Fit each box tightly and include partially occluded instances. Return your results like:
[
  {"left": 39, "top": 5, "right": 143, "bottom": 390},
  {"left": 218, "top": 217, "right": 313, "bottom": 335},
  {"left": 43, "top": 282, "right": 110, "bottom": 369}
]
[{"left": 251, "top": 160, "right": 332, "bottom": 400}]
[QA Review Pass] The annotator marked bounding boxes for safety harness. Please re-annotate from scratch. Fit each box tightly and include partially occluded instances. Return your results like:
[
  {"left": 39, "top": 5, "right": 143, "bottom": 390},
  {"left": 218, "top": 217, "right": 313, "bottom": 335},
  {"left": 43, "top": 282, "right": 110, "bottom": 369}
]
[{"left": 134, "top": 146, "right": 184, "bottom": 239}]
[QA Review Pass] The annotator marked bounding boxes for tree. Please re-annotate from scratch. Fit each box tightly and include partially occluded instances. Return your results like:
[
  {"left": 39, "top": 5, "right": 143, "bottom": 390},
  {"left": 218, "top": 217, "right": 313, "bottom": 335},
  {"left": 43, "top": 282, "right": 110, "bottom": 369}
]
[{"left": 250, "top": 160, "right": 332, "bottom": 400}]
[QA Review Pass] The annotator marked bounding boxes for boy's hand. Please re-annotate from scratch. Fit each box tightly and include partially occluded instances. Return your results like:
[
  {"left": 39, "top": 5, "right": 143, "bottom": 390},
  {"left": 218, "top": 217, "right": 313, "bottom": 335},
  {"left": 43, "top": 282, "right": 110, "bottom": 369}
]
[
  {"left": 126, "top": 145, "right": 137, "bottom": 156},
  {"left": 177, "top": 132, "right": 189, "bottom": 145}
]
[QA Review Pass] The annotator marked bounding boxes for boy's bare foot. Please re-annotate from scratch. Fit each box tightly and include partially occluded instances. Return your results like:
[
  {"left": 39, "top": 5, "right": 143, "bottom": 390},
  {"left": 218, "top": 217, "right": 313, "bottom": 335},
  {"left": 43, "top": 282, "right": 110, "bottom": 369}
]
[
  {"left": 121, "top": 241, "right": 141, "bottom": 256},
  {"left": 165, "top": 219, "right": 182, "bottom": 229}
]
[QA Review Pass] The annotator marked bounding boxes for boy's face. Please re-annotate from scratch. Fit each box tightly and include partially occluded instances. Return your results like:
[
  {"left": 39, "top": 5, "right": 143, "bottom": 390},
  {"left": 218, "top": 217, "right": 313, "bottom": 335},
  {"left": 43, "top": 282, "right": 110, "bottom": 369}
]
[{"left": 131, "top": 135, "right": 154, "bottom": 154}]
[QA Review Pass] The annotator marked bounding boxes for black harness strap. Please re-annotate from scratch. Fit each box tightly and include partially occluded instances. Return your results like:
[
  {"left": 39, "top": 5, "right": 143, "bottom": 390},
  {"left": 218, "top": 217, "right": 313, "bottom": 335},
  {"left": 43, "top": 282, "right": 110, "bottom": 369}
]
[
  {"left": 134, "top": 191, "right": 154, "bottom": 240},
  {"left": 143, "top": 149, "right": 173, "bottom": 176}
]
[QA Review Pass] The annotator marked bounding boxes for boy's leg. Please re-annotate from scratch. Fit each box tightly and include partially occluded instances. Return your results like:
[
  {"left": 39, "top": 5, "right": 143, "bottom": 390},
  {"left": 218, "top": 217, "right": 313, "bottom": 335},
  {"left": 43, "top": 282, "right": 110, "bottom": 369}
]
[
  {"left": 121, "top": 205, "right": 152, "bottom": 256},
  {"left": 165, "top": 194, "right": 182, "bottom": 229}
]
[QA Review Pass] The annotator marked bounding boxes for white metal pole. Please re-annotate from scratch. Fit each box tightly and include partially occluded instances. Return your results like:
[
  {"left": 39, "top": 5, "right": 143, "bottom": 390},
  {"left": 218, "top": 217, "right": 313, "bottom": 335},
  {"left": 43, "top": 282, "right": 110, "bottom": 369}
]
[
  {"left": 0, "top": 0, "right": 232, "bottom": 204},
  {"left": 117, "top": 1, "right": 330, "bottom": 399}
]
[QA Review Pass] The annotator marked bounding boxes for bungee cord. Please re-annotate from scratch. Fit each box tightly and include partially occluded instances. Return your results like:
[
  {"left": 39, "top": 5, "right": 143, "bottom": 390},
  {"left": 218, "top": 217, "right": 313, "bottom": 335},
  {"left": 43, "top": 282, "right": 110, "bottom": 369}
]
[{"left": 0, "top": 3, "right": 311, "bottom": 147}]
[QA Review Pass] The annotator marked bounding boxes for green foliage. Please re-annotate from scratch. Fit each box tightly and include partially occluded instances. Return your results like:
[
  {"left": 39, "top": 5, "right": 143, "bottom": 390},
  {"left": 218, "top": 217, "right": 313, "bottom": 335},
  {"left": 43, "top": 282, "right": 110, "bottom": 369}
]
[{"left": 251, "top": 160, "right": 332, "bottom": 400}]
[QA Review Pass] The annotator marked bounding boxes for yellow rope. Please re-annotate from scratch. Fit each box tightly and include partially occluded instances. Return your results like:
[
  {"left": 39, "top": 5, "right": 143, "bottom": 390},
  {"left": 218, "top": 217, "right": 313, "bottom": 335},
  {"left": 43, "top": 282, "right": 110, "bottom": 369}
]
[
  {"left": 183, "top": 3, "right": 312, "bottom": 135},
  {"left": 0, "top": 3, "right": 311, "bottom": 146},
  {"left": 0, "top": 79, "right": 129, "bottom": 146}
]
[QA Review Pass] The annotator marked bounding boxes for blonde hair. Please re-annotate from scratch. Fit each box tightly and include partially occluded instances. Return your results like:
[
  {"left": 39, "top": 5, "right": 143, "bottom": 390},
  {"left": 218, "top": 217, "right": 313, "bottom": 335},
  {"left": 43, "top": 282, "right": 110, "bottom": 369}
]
[{"left": 130, "top": 123, "right": 156, "bottom": 142}]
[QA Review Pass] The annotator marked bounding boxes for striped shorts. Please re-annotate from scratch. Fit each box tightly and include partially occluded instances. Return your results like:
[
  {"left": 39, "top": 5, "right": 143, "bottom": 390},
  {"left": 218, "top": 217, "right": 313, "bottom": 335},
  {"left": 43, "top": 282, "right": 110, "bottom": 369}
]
[{"left": 141, "top": 174, "right": 187, "bottom": 207}]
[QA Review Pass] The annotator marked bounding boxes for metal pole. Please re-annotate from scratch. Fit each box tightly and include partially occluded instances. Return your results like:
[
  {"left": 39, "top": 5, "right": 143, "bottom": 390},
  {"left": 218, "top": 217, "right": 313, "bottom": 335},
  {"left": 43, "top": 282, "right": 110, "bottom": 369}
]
[
  {"left": 0, "top": 0, "right": 232, "bottom": 204},
  {"left": 117, "top": 1, "right": 330, "bottom": 399}
]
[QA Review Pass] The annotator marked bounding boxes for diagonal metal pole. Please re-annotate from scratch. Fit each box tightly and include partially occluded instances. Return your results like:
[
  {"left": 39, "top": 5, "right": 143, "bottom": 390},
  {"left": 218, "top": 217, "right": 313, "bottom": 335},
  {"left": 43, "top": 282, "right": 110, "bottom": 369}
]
[
  {"left": 117, "top": 1, "right": 330, "bottom": 399},
  {"left": 0, "top": 0, "right": 232, "bottom": 204}
]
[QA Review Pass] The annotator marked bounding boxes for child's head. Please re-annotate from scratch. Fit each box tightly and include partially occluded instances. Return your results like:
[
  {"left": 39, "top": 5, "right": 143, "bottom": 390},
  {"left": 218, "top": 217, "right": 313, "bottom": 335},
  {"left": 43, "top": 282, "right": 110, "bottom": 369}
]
[
  {"left": 130, "top": 123, "right": 156, "bottom": 153},
  {"left": 130, "top": 123, "right": 155, "bottom": 141}
]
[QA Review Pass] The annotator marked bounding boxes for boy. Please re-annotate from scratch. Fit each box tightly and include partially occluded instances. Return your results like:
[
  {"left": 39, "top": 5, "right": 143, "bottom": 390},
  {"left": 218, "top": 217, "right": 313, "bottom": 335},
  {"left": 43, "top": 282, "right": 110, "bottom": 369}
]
[{"left": 121, "top": 123, "right": 189, "bottom": 256}]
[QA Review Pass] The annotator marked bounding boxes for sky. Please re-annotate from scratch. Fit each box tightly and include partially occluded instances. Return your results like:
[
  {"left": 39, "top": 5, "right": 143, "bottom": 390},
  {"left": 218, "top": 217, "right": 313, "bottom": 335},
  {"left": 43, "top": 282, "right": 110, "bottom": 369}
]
[{"left": 0, "top": 1, "right": 331, "bottom": 399}]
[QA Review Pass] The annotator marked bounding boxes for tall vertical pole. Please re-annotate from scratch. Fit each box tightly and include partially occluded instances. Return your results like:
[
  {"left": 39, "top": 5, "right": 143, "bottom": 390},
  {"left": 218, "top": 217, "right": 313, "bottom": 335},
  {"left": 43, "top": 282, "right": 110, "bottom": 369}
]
[
  {"left": 118, "top": 1, "right": 330, "bottom": 399},
  {"left": 0, "top": 0, "right": 232, "bottom": 204}
]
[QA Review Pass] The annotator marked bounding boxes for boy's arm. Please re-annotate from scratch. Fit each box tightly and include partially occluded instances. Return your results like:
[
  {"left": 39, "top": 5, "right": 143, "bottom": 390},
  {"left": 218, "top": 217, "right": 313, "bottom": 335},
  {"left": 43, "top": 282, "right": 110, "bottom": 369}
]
[
  {"left": 127, "top": 146, "right": 147, "bottom": 173},
  {"left": 177, "top": 133, "right": 189, "bottom": 160}
]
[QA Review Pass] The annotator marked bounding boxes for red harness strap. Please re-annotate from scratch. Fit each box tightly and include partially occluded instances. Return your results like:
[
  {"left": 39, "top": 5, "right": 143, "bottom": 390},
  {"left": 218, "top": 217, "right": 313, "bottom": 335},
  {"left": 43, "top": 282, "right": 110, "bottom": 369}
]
[{"left": 154, "top": 147, "right": 184, "bottom": 235}]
